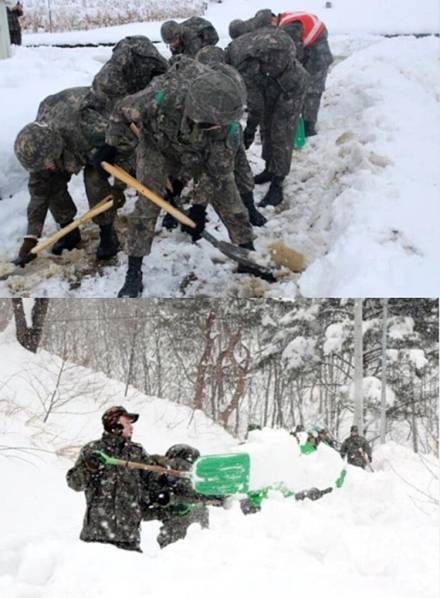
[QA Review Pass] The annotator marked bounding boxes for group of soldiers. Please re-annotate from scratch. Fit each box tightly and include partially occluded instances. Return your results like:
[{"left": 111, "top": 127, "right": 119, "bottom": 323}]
[
  {"left": 67, "top": 405, "right": 343, "bottom": 553},
  {"left": 67, "top": 406, "right": 215, "bottom": 551},
  {"left": 290, "top": 423, "right": 373, "bottom": 468},
  {"left": 13, "top": 10, "right": 333, "bottom": 297},
  {"left": 68, "top": 407, "right": 372, "bottom": 554}
]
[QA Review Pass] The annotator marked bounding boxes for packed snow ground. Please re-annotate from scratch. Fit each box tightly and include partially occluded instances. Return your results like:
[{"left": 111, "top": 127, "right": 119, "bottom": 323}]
[
  {"left": 0, "top": 327, "right": 438, "bottom": 598},
  {"left": 0, "top": 1, "right": 439, "bottom": 297}
]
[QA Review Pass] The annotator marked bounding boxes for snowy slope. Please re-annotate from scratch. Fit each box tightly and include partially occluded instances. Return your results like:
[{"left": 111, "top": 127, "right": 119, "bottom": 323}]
[
  {"left": 0, "top": 330, "right": 438, "bottom": 598},
  {"left": 0, "top": 0, "right": 439, "bottom": 297}
]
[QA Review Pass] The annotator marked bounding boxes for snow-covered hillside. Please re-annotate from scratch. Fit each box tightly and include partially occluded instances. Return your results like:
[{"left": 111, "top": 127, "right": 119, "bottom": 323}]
[
  {"left": 0, "top": 0, "right": 439, "bottom": 298},
  {"left": 0, "top": 329, "right": 438, "bottom": 598}
]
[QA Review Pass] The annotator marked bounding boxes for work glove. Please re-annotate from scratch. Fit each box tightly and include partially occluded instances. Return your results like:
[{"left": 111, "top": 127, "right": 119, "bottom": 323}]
[
  {"left": 93, "top": 144, "right": 117, "bottom": 179},
  {"left": 150, "top": 489, "right": 171, "bottom": 506},
  {"left": 243, "top": 127, "right": 256, "bottom": 149},
  {"left": 13, "top": 236, "right": 38, "bottom": 267},
  {"left": 181, "top": 204, "right": 207, "bottom": 242},
  {"left": 83, "top": 451, "right": 105, "bottom": 473}
]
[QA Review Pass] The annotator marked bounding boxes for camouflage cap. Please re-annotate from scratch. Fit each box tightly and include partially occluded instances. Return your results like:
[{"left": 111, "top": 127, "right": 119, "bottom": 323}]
[
  {"left": 229, "top": 10, "right": 273, "bottom": 39},
  {"left": 165, "top": 444, "right": 200, "bottom": 464},
  {"left": 196, "top": 45, "right": 225, "bottom": 66},
  {"left": 229, "top": 19, "right": 247, "bottom": 39},
  {"left": 253, "top": 9, "right": 274, "bottom": 27},
  {"left": 350, "top": 425, "right": 359, "bottom": 433},
  {"left": 214, "top": 63, "right": 247, "bottom": 102},
  {"left": 185, "top": 70, "right": 245, "bottom": 125},
  {"left": 102, "top": 405, "right": 139, "bottom": 434},
  {"left": 161, "top": 20, "right": 182, "bottom": 43},
  {"left": 14, "top": 122, "right": 63, "bottom": 172}
]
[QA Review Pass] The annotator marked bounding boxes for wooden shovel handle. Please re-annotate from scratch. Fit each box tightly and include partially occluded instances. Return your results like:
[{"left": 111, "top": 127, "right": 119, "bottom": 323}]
[
  {"left": 31, "top": 195, "right": 113, "bottom": 255},
  {"left": 101, "top": 162, "right": 195, "bottom": 229},
  {"left": 111, "top": 457, "right": 189, "bottom": 478}
]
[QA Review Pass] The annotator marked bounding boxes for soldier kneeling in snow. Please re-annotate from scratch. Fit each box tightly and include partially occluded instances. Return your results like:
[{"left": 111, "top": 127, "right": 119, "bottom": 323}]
[{"left": 142, "top": 444, "right": 224, "bottom": 548}]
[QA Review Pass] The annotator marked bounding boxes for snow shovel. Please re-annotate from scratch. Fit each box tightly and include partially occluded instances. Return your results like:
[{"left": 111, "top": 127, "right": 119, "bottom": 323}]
[
  {"left": 93, "top": 450, "right": 250, "bottom": 497},
  {"left": 101, "top": 161, "right": 278, "bottom": 282},
  {"left": 0, "top": 196, "right": 114, "bottom": 281}
]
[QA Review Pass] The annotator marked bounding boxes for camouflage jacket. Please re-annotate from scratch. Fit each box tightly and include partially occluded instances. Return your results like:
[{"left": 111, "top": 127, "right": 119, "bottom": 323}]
[
  {"left": 225, "top": 28, "right": 309, "bottom": 131},
  {"left": 66, "top": 432, "right": 152, "bottom": 549},
  {"left": 173, "top": 17, "right": 219, "bottom": 57},
  {"left": 35, "top": 86, "right": 101, "bottom": 174},
  {"left": 81, "top": 36, "right": 168, "bottom": 139},
  {"left": 7, "top": 4, "right": 23, "bottom": 34},
  {"left": 106, "top": 57, "right": 243, "bottom": 192},
  {"left": 340, "top": 435, "right": 372, "bottom": 467}
]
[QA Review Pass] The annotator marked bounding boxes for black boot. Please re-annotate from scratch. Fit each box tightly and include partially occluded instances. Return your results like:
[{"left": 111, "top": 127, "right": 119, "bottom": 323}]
[
  {"left": 241, "top": 192, "right": 267, "bottom": 227},
  {"left": 51, "top": 225, "right": 81, "bottom": 255},
  {"left": 117, "top": 256, "right": 144, "bottom": 298},
  {"left": 304, "top": 121, "right": 317, "bottom": 137},
  {"left": 259, "top": 177, "right": 284, "bottom": 208},
  {"left": 96, "top": 224, "right": 120, "bottom": 260},
  {"left": 253, "top": 170, "right": 273, "bottom": 185}
]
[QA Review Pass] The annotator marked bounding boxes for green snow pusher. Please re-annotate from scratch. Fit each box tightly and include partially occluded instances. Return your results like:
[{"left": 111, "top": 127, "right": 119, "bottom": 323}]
[{"left": 93, "top": 450, "right": 250, "bottom": 497}]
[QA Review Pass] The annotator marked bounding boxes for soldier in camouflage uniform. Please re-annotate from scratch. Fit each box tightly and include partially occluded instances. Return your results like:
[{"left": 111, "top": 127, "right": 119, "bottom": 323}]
[
  {"left": 340, "top": 425, "right": 372, "bottom": 469},
  {"left": 14, "top": 87, "right": 124, "bottom": 265},
  {"left": 6, "top": 1, "right": 23, "bottom": 45},
  {"left": 81, "top": 36, "right": 168, "bottom": 137},
  {"left": 225, "top": 27, "right": 309, "bottom": 207},
  {"left": 229, "top": 10, "right": 333, "bottom": 137},
  {"left": 66, "top": 406, "right": 152, "bottom": 552},
  {"left": 195, "top": 47, "right": 266, "bottom": 227},
  {"left": 161, "top": 16, "right": 219, "bottom": 58},
  {"left": 142, "top": 444, "right": 222, "bottom": 548},
  {"left": 274, "top": 12, "right": 333, "bottom": 136},
  {"left": 97, "top": 56, "right": 254, "bottom": 297}
]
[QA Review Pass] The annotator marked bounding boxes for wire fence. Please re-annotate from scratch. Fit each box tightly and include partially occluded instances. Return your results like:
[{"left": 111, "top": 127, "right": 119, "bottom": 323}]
[{"left": 21, "top": 0, "right": 207, "bottom": 33}]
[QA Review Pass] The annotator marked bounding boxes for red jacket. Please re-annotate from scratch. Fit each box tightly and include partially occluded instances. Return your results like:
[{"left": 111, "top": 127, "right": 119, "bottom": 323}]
[{"left": 277, "top": 12, "right": 325, "bottom": 47}]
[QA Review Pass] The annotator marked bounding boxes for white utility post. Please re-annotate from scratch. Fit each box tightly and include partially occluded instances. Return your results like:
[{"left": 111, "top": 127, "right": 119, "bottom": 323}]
[
  {"left": 0, "top": 0, "right": 11, "bottom": 59},
  {"left": 380, "top": 299, "right": 388, "bottom": 443},
  {"left": 353, "top": 299, "right": 364, "bottom": 430}
]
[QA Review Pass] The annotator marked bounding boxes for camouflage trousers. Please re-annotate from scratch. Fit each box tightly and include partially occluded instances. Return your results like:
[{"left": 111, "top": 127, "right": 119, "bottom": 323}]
[
  {"left": 260, "top": 85, "right": 305, "bottom": 178},
  {"left": 126, "top": 131, "right": 253, "bottom": 257},
  {"left": 26, "top": 164, "right": 123, "bottom": 237},
  {"left": 234, "top": 141, "right": 254, "bottom": 196},
  {"left": 302, "top": 36, "right": 333, "bottom": 125},
  {"left": 157, "top": 506, "right": 209, "bottom": 549}
]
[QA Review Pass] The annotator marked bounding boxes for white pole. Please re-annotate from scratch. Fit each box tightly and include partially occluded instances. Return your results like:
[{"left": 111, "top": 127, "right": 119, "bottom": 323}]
[
  {"left": 0, "top": 0, "right": 11, "bottom": 59},
  {"left": 353, "top": 299, "right": 363, "bottom": 430},
  {"left": 380, "top": 299, "right": 388, "bottom": 443}
]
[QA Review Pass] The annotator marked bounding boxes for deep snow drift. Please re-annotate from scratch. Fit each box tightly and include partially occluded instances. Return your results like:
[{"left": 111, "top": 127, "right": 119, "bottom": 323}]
[
  {"left": 0, "top": 1, "right": 439, "bottom": 298},
  {"left": 0, "top": 329, "right": 438, "bottom": 598}
]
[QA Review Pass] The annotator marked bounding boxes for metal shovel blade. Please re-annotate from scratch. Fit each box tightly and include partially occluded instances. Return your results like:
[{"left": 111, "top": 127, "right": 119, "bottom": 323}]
[{"left": 201, "top": 231, "right": 276, "bottom": 282}]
